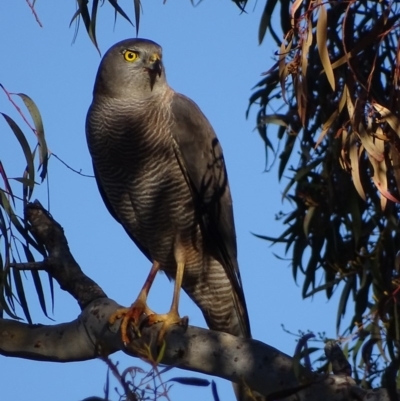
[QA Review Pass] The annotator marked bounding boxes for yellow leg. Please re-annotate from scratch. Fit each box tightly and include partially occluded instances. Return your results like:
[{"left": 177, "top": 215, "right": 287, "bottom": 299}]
[
  {"left": 145, "top": 261, "right": 188, "bottom": 343},
  {"left": 171, "top": 260, "right": 184, "bottom": 313},
  {"left": 109, "top": 261, "right": 160, "bottom": 344}
]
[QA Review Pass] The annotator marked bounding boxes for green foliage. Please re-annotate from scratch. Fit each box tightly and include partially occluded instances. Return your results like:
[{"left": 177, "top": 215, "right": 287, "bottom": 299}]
[
  {"left": 90, "top": 357, "right": 221, "bottom": 401},
  {"left": 250, "top": 0, "right": 400, "bottom": 388},
  {"left": 71, "top": 0, "right": 136, "bottom": 53},
  {"left": 0, "top": 85, "right": 51, "bottom": 321},
  {"left": 69, "top": 0, "right": 248, "bottom": 53},
  {"left": 4, "top": 0, "right": 400, "bottom": 393},
  {"left": 0, "top": 0, "right": 253, "bottom": 359}
]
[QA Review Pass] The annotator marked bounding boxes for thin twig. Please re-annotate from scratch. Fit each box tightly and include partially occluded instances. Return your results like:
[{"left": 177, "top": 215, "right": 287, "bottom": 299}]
[
  {"left": 25, "top": 0, "right": 43, "bottom": 27},
  {"left": 51, "top": 154, "right": 94, "bottom": 178},
  {"left": 153, "top": 365, "right": 172, "bottom": 401},
  {"left": 9, "top": 261, "right": 46, "bottom": 271},
  {"left": 2, "top": 85, "right": 55, "bottom": 161},
  {"left": 102, "top": 357, "right": 138, "bottom": 401},
  {"left": 1, "top": 187, "right": 31, "bottom": 203},
  {"left": 0, "top": 84, "right": 37, "bottom": 136},
  {"left": 26, "top": 201, "right": 107, "bottom": 309}
]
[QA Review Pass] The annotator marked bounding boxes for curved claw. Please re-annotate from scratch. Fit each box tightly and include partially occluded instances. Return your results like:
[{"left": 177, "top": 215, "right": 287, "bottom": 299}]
[
  {"left": 109, "top": 300, "right": 155, "bottom": 344},
  {"left": 141, "top": 311, "right": 189, "bottom": 344}
]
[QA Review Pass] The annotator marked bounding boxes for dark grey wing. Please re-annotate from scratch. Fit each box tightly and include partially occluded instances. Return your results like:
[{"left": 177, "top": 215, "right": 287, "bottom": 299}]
[
  {"left": 92, "top": 164, "right": 151, "bottom": 261},
  {"left": 170, "top": 92, "right": 251, "bottom": 337}
]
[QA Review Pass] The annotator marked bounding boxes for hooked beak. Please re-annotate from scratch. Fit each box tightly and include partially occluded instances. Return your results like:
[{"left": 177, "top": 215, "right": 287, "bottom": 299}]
[
  {"left": 148, "top": 58, "right": 162, "bottom": 77},
  {"left": 146, "top": 54, "right": 162, "bottom": 90},
  {"left": 147, "top": 53, "right": 162, "bottom": 77}
]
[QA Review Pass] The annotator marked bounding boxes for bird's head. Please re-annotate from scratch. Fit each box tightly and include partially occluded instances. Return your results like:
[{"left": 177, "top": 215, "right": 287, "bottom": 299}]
[{"left": 93, "top": 38, "right": 167, "bottom": 98}]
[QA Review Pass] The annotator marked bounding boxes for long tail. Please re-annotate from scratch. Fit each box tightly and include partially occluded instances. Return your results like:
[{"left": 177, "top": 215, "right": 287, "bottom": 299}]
[
  {"left": 181, "top": 259, "right": 264, "bottom": 401},
  {"left": 230, "top": 291, "right": 265, "bottom": 401}
]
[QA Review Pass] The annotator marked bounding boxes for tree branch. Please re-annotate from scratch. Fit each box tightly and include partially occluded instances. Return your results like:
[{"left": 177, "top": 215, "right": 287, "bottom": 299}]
[
  {"left": 0, "top": 298, "right": 357, "bottom": 400},
  {"left": 25, "top": 0, "right": 43, "bottom": 27},
  {"left": 24, "top": 200, "right": 106, "bottom": 309},
  {"left": 0, "top": 201, "right": 395, "bottom": 400}
]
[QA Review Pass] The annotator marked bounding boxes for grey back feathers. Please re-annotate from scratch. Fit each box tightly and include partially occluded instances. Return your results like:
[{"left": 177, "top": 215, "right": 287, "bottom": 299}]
[{"left": 86, "top": 38, "right": 251, "bottom": 339}]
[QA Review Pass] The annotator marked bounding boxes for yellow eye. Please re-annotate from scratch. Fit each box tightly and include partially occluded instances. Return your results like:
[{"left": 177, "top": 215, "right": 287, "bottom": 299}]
[{"left": 123, "top": 50, "right": 138, "bottom": 62}]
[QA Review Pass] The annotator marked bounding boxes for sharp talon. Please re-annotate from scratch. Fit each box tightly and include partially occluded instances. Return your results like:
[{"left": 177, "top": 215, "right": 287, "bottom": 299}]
[
  {"left": 180, "top": 316, "right": 189, "bottom": 330},
  {"left": 143, "top": 311, "right": 189, "bottom": 344},
  {"left": 139, "top": 315, "right": 152, "bottom": 331},
  {"left": 108, "top": 301, "right": 153, "bottom": 344}
]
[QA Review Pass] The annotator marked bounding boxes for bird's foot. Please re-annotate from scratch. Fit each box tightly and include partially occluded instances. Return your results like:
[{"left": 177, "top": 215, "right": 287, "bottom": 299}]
[
  {"left": 109, "top": 299, "right": 155, "bottom": 344},
  {"left": 142, "top": 310, "right": 189, "bottom": 344}
]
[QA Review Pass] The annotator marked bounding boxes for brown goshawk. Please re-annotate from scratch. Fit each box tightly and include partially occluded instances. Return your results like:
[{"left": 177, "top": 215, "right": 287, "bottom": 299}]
[{"left": 86, "top": 39, "right": 254, "bottom": 399}]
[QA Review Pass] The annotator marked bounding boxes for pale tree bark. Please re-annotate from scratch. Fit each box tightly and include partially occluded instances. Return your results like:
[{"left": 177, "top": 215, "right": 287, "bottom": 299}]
[{"left": 0, "top": 202, "right": 394, "bottom": 401}]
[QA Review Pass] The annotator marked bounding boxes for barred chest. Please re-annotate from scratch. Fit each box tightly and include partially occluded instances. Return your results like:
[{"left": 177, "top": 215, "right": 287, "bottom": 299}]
[{"left": 88, "top": 100, "right": 201, "bottom": 267}]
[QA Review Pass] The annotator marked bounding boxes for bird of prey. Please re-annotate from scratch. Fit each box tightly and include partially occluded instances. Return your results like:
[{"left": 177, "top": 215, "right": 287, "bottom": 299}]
[{"left": 86, "top": 38, "right": 251, "bottom": 346}]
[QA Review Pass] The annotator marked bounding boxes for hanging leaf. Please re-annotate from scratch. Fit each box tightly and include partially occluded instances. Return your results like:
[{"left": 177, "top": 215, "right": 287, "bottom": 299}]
[
  {"left": 108, "top": 0, "right": 133, "bottom": 25},
  {"left": 0, "top": 161, "right": 15, "bottom": 206},
  {"left": 303, "top": 206, "right": 315, "bottom": 237},
  {"left": 258, "top": 0, "right": 278, "bottom": 44},
  {"left": 1, "top": 114, "right": 35, "bottom": 191},
  {"left": 348, "top": 133, "right": 366, "bottom": 201},
  {"left": 357, "top": 123, "right": 384, "bottom": 162},
  {"left": 168, "top": 377, "right": 210, "bottom": 386},
  {"left": 22, "top": 245, "right": 51, "bottom": 319},
  {"left": 15, "top": 92, "right": 49, "bottom": 181},
  {"left": 290, "top": 0, "right": 303, "bottom": 20},
  {"left": 133, "top": 0, "right": 141, "bottom": 36},
  {"left": 373, "top": 102, "right": 400, "bottom": 134},
  {"left": 211, "top": 381, "right": 220, "bottom": 401},
  {"left": 12, "top": 260, "right": 32, "bottom": 323},
  {"left": 336, "top": 276, "right": 355, "bottom": 333},
  {"left": 315, "top": 110, "right": 338, "bottom": 148},
  {"left": 316, "top": 3, "right": 335, "bottom": 91},
  {"left": 75, "top": 0, "right": 100, "bottom": 54}
]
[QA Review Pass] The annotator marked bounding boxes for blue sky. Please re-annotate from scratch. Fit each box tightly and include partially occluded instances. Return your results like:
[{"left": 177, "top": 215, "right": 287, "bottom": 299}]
[{"left": 0, "top": 2, "right": 346, "bottom": 400}]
